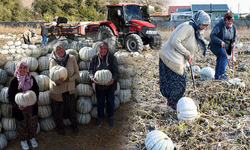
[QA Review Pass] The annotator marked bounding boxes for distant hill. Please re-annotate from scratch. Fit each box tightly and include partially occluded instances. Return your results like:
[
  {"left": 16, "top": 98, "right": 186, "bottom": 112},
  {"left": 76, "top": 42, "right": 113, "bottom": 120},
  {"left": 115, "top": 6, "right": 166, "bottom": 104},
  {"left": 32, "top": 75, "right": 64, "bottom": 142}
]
[{"left": 21, "top": 0, "right": 33, "bottom": 8}]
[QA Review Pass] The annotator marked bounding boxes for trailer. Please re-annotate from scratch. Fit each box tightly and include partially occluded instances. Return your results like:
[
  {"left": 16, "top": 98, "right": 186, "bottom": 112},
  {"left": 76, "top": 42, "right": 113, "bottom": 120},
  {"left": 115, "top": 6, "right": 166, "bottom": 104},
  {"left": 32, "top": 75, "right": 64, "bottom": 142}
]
[{"left": 47, "top": 21, "right": 101, "bottom": 42}]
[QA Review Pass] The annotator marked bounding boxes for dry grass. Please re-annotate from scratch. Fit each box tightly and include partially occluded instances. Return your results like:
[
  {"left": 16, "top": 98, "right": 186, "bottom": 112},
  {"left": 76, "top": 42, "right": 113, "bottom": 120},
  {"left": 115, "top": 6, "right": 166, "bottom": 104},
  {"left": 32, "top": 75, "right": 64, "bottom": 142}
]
[
  {"left": 0, "top": 25, "right": 41, "bottom": 49},
  {"left": 124, "top": 28, "right": 250, "bottom": 149},
  {"left": 125, "top": 47, "right": 250, "bottom": 149},
  {"left": 0, "top": 25, "right": 40, "bottom": 35}
]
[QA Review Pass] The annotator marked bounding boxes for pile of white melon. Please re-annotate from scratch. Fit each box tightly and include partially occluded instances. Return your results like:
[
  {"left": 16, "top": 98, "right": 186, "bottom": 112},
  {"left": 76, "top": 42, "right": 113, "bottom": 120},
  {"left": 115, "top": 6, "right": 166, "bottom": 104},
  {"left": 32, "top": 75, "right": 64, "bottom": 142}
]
[{"left": 0, "top": 39, "right": 134, "bottom": 145}]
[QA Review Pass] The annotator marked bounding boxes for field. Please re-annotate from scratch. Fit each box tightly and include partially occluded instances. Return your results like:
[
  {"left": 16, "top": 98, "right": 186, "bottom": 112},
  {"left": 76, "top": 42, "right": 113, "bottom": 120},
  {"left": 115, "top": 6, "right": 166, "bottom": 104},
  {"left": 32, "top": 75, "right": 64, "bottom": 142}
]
[{"left": 0, "top": 26, "right": 250, "bottom": 150}]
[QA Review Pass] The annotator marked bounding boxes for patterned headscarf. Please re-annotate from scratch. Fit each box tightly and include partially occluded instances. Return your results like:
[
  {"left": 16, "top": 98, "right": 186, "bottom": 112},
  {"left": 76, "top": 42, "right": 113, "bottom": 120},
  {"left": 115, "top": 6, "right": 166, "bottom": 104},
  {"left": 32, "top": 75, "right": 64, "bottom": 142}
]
[
  {"left": 49, "top": 45, "right": 69, "bottom": 67},
  {"left": 192, "top": 10, "right": 211, "bottom": 26},
  {"left": 29, "top": 29, "right": 36, "bottom": 34},
  {"left": 224, "top": 13, "right": 234, "bottom": 28},
  {"left": 189, "top": 10, "right": 211, "bottom": 56},
  {"left": 14, "top": 61, "right": 33, "bottom": 92},
  {"left": 99, "top": 41, "right": 109, "bottom": 50},
  {"left": 224, "top": 13, "right": 234, "bottom": 22}
]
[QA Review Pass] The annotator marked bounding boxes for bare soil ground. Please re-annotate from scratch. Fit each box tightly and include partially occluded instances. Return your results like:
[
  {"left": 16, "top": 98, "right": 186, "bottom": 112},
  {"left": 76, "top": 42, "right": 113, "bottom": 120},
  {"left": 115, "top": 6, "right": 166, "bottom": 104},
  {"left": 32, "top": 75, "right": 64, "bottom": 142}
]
[{"left": 5, "top": 102, "right": 137, "bottom": 150}]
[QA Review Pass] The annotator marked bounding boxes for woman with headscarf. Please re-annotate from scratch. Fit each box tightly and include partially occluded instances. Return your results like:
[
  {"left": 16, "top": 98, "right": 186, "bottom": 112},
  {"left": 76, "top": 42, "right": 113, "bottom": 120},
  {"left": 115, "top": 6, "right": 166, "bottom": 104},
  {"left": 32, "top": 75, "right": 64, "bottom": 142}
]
[
  {"left": 210, "top": 13, "right": 237, "bottom": 80},
  {"left": 88, "top": 41, "right": 118, "bottom": 127},
  {"left": 49, "top": 45, "right": 79, "bottom": 135},
  {"left": 54, "top": 16, "right": 68, "bottom": 26},
  {"left": 159, "top": 10, "right": 211, "bottom": 111},
  {"left": 23, "top": 29, "right": 36, "bottom": 45},
  {"left": 8, "top": 61, "right": 39, "bottom": 150}
]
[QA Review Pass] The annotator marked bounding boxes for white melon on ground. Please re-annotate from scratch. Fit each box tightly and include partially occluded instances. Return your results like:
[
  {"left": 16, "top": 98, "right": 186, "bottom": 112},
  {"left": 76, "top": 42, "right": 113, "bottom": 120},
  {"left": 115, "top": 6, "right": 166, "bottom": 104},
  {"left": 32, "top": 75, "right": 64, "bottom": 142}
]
[{"left": 177, "top": 97, "right": 198, "bottom": 121}]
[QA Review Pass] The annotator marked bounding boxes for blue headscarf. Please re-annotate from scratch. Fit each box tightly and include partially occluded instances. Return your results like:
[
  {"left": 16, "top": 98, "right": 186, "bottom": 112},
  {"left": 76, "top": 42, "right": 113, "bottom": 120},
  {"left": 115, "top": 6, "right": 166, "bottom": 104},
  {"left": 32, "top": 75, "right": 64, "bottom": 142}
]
[{"left": 189, "top": 10, "right": 211, "bottom": 56}]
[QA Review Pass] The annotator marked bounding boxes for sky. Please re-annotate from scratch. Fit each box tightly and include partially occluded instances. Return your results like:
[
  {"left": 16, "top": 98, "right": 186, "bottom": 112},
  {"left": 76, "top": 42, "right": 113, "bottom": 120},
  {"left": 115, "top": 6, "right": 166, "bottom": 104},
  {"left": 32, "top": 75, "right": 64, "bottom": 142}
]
[{"left": 169, "top": 0, "right": 250, "bottom": 14}]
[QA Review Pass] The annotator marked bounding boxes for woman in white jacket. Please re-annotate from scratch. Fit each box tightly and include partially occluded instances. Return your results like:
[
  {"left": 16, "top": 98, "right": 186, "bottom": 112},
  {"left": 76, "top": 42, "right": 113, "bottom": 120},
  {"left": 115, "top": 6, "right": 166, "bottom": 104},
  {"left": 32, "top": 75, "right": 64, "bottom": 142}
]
[{"left": 159, "top": 10, "right": 211, "bottom": 111}]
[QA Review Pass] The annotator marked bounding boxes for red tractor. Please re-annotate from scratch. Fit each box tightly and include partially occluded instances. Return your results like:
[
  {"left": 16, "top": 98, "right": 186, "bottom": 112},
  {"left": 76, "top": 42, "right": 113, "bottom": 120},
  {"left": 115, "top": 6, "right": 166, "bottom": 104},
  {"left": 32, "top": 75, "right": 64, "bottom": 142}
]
[{"left": 96, "top": 4, "right": 162, "bottom": 52}]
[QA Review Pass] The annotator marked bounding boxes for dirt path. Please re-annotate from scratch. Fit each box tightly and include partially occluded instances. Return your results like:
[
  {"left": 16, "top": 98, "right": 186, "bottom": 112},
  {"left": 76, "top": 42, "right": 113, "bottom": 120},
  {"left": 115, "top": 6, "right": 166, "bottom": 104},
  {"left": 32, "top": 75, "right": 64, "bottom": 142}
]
[{"left": 5, "top": 102, "right": 136, "bottom": 150}]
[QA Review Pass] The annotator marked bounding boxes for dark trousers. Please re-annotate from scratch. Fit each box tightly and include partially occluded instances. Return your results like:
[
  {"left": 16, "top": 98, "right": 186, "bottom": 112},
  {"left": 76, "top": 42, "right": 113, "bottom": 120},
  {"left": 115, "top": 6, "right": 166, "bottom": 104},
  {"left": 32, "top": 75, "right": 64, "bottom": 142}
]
[
  {"left": 51, "top": 92, "right": 77, "bottom": 129},
  {"left": 96, "top": 88, "right": 115, "bottom": 119}
]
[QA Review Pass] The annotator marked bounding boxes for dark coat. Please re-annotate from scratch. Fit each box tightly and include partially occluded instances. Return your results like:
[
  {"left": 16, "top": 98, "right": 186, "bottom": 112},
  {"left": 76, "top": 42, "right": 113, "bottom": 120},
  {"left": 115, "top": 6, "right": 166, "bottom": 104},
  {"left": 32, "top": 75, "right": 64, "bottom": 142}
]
[
  {"left": 209, "top": 19, "right": 237, "bottom": 55},
  {"left": 7, "top": 76, "right": 39, "bottom": 121},
  {"left": 88, "top": 52, "right": 118, "bottom": 92},
  {"left": 40, "top": 25, "right": 49, "bottom": 37},
  {"left": 57, "top": 17, "right": 68, "bottom": 26}
]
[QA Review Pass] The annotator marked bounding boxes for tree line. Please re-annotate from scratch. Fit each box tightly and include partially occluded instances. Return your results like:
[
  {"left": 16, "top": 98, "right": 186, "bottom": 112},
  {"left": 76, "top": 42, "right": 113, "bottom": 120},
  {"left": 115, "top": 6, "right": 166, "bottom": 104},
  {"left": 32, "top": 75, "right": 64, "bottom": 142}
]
[
  {"left": 0, "top": 0, "right": 119, "bottom": 22},
  {"left": 4, "top": 0, "right": 246, "bottom": 22}
]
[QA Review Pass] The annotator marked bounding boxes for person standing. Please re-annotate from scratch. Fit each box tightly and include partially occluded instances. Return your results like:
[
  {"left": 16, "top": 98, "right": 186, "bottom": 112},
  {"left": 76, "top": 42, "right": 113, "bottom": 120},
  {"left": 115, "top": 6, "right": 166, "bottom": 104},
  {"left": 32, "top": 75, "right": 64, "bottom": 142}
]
[
  {"left": 23, "top": 29, "right": 36, "bottom": 45},
  {"left": 159, "top": 10, "right": 211, "bottom": 111},
  {"left": 210, "top": 13, "right": 237, "bottom": 80},
  {"left": 88, "top": 41, "right": 118, "bottom": 127},
  {"left": 40, "top": 22, "right": 51, "bottom": 47},
  {"left": 49, "top": 45, "right": 79, "bottom": 135},
  {"left": 8, "top": 61, "right": 39, "bottom": 150},
  {"left": 54, "top": 16, "right": 68, "bottom": 26}
]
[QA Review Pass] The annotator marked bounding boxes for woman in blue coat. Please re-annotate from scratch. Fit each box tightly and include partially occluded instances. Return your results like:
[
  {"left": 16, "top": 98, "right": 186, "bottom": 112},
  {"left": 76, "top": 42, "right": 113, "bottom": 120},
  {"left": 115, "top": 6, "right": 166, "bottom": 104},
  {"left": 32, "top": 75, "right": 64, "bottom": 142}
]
[{"left": 210, "top": 13, "right": 237, "bottom": 80}]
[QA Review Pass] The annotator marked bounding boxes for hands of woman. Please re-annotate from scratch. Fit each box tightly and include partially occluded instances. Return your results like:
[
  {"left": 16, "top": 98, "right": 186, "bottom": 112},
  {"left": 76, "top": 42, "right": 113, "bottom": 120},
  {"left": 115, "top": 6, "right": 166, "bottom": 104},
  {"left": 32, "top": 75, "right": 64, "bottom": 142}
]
[
  {"left": 220, "top": 41, "right": 225, "bottom": 47},
  {"left": 231, "top": 43, "right": 235, "bottom": 48},
  {"left": 18, "top": 105, "right": 27, "bottom": 110},
  {"left": 55, "top": 77, "right": 64, "bottom": 86},
  {"left": 107, "top": 78, "right": 114, "bottom": 85},
  {"left": 64, "top": 78, "right": 69, "bottom": 82},
  {"left": 31, "top": 99, "right": 38, "bottom": 105},
  {"left": 185, "top": 54, "right": 192, "bottom": 61},
  {"left": 93, "top": 78, "right": 99, "bottom": 85},
  {"left": 18, "top": 99, "right": 38, "bottom": 110}
]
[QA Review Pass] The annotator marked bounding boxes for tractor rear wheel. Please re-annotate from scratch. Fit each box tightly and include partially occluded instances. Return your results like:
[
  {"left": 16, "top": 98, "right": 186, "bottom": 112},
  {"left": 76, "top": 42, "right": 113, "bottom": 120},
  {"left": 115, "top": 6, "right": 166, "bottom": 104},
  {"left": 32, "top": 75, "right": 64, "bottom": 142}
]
[
  {"left": 97, "top": 26, "right": 117, "bottom": 52},
  {"left": 125, "top": 34, "right": 143, "bottom": 53},
  {"left": 97, "top": 25, "right": 114, "bottom": 40}
]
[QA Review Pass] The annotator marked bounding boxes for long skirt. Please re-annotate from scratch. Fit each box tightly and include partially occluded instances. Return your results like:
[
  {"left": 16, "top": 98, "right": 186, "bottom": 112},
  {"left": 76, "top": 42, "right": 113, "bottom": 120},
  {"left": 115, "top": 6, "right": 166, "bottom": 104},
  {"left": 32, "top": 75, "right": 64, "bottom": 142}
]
[
  {"left": 51, "top": 92, "right": 77, "bottom": 129},
  {"left": 15, "top": 112, "right": 38, "bottom": 141},
  {"left": 159, "top": 58, "right": 187, "bottom": 104}
]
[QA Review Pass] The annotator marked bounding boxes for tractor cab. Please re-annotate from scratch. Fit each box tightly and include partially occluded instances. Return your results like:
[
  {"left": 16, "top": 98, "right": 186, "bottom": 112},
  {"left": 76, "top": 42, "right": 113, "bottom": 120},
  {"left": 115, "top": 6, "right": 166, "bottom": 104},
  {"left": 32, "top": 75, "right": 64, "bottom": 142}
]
[
  {"left": 107, "top": 4, "right": 151, "bottom": 32},
  {"left": 107, "top": 5, "right": 124, "bottom": 32},
  {"left": 140, "top": 6, "right": 151, "bottom": 22},
  {"left": 124, "top": 5, "right": 143, "bottom": 22},
  {"left": 124, "top": 5, "right": 150, "bottom": 22}
]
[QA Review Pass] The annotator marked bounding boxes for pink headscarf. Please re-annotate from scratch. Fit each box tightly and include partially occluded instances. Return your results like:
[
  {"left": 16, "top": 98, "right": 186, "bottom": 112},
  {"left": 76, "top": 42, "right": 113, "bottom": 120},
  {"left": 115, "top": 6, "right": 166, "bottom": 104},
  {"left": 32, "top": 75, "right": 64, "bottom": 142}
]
[{"left": 14, "top": 61, "right": 33, "bottom": 92}]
